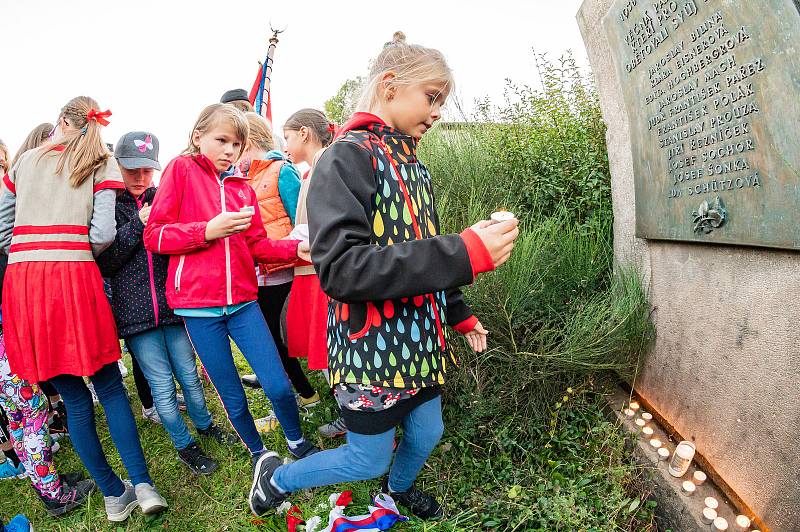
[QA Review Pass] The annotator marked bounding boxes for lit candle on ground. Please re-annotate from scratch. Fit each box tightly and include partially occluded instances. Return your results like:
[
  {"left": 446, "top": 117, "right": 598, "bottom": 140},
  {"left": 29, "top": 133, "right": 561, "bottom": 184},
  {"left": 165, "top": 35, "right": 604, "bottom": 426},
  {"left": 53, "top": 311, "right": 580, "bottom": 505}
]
[
  {"left": 657, "top": 447, "right": 670, "bottom": 461},
  {"left": 641, "top": 412, "right": 653, "bottom": 421},
  {"left": 624, "top": 408, "right": 635, "bottom": 417},
  {"left": 713, "top": 517, "right": 729, "bottom": 531},
  {"left": 635, "top": 418, "right": 646, "bottom": 428},
  {"left": 693, "top": 470, "right": 707, "bottom": 485},
  {"left": 702, "top": 507, "right": 718, "bottom": 524},
  {"left": 734, "top": 515, "right": 751, "bottom": 530},
  {"left": 649, "top": 438, "right": 662, "bottom": 450},
  {"left": 705, "top": 497, "right": 719, "bottom": 510},
  {"left": 629, "top": 401, "right": 640, "bottom": 411},
  {"left": 682, "top": 480, "right": 696, "bottom": 496},
  {"left": 642, "top": 426, "right": 654, "bottom": 437}
]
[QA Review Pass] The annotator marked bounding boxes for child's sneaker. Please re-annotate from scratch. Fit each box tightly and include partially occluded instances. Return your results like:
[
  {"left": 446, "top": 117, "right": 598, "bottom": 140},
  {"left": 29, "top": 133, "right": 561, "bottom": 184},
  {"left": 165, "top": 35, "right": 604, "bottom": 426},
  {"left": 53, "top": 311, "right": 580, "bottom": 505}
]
[
  {"left": 0, "top": 460, "right": 25, "bottom": 480},
  {"left": 241, "top": 374, "right": 260, "bottom": 389},
  {"left": 141, "top": 405, "right": 162, "bottom": 425},
  {"left": 86, "top": 382, "right": 100, "bottom": 405},
  {"left": 318, "top": 416, "right": 347, "bottom": 438},
  {"left": 248, "top": 452, "right": 287, "bottom": 516},
  {"left": 255, "top": 412, "right": 279, "bottom": 434},
  {"left": 117, "top": 360, "right": 129, "bottom": 378},
  {"left": 3, "top": 513, "right": 33, "bottom": 532},
  {"left": 104, "top": 480, "right": 139, "bottom": 522},
  {"left": 134, "top": 482, "right": 168, "bottom": 515},
  {"left": 37, "top": 478, "right": 95, "bottom": 516},
  {"left": 297, "top": 391, "right": 321, "bottom": 409},
  {"left": 288, "top": 439, "right": 321, "bottom": 459},
  {"left": 381, "top": 478, "right": 443, "bottom": 520},
  {"left": 197, "top": 423, "right": 238, "bottom": 445},
  {"left": 178, "top": 442, "right": 218, "bottom": 475},
  {"left": 176, "top": 393, "right": 187, "bottom": 412}
]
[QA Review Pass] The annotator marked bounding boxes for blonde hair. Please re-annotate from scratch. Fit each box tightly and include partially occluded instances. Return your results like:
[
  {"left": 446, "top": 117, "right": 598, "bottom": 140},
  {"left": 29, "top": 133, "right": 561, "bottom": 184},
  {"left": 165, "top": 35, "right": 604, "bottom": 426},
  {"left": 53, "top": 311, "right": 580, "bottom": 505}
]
[
  {"left": 357, "top": 31, "right": 454, "bottom": 113},
  {"left": 244, "top": 112, "right": 274, "bottom": 152},
  {"left": 230, "top": 100, "right": 254, "bottom": 113},
  {"left": 52, "top": 96, "right": 111, "bottom": 188},
  {"left": 0, "top": 139, "right": 8, "bottom": 174},
  {"left": 11, "top": 123, "right": 53, "bottom": 168},
  {"left": 184, "top": 103, "right": 249, "bottom": 159}
]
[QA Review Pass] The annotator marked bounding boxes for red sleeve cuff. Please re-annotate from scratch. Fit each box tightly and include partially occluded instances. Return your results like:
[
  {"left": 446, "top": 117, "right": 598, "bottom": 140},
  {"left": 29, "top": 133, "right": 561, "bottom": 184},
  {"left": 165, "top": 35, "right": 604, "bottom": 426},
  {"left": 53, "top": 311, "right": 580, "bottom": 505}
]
[
  {"left": 93, "top": 180, "right": 125, "bottom": 193},
  {"left": 460, "top": 228, "right": 495, "bottom": 279},
  {"left": 3, "top": 174, "right": 16, "bottom": 195},
  {"left": 453, "top": 315, "right": 478, "bottom": 335}
]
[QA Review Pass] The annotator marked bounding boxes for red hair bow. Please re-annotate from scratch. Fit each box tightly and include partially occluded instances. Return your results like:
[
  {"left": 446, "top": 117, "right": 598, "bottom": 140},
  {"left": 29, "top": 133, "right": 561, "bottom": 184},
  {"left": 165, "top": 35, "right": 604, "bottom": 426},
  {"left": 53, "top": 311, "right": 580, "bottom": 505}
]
[
  {"left": 328, "top": 123, "right": 337, "bottom": 134},
  {"left": 86, "top": 109, "right": 112, "bottom": 126}
]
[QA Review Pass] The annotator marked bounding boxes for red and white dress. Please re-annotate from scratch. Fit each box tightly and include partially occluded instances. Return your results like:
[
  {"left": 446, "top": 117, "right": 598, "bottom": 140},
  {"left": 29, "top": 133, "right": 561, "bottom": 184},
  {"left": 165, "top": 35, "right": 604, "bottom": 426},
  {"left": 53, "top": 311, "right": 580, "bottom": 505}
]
[{"left": 1, "top": 146, "right": 124, "bottom": 382}]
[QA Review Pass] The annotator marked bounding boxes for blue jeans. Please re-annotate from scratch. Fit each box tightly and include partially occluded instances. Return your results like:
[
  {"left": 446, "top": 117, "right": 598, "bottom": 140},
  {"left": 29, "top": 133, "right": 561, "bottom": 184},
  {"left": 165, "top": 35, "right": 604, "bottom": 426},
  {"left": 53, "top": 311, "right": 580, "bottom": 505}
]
[
  {"left": 126, "top": 325, "right": 212, "bottom": 450},
  {"left": 182, "top": 302, "right": 302, "bottom": 455},
  {"left": 50, "top": 362, "right": 152, "bottom": 497},
  {"left": 273, "top": 395, "right": 444, "bottom": 493}
]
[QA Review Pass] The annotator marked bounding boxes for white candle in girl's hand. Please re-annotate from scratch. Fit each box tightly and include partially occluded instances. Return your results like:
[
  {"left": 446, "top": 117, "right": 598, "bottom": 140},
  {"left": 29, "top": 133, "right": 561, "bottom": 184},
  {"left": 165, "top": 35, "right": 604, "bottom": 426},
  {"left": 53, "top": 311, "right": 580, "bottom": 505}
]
[
  {"left": 693, "top": 470, "right": 707, "bottom": 485},
  {"left": 490, "top": 210, "right": 515, "bottom": 223},
  {"left": 702, "top": 507, "right": 718, "bottom": 524},
  {"left": 705, "top": 496, "right": 719, "bottom": 510},
  {"left": 734, "top": 515, "right": 751, "bottom": 530},
  {"left": 713, "top": 517, "right": 729, "bottom": 531},
  {"left": 682, "top": 481, "right": 696, "bottom": 495}
]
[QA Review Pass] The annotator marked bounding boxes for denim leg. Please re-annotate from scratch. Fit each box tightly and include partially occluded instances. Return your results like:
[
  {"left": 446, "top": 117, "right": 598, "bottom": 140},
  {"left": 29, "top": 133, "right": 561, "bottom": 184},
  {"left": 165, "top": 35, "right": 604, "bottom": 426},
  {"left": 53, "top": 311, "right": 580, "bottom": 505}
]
[
  {"left": 183, "top": 315, "right": 265, "bottom": 455},
  {"left": 388, "top": 395, "right": 444, "bottom": 492},
  {"left": 89, "top": 362, "right": 153, "bottom": 487},
  {"left": 49, "top": 373, "right": 125, "bottom": 497},
  {"left": 127, "top": 328, "right": 194, "bottom": 450},
  {"left": 226, "top": 303, "right": 302, "bottom": 441},
  {"left": 163, "top": 325, "right": 212, "bottom": 432},
  {"left": 272, "top": 428, "right": 395, "bottom": 492}
]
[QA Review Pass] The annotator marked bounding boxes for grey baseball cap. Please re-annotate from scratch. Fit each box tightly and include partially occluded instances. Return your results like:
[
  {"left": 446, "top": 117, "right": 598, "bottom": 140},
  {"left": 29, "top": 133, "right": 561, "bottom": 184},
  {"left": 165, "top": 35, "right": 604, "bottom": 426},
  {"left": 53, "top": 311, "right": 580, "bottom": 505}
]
[{"left": 114, "top": 131, "right": 161, "bottom": 170}]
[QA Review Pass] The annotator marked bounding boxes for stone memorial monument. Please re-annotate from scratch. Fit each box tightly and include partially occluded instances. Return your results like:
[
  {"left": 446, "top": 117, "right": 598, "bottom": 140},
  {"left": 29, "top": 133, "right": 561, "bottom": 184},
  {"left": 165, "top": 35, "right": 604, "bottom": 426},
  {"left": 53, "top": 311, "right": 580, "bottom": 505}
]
[{"left": 577, "top": 0, "right": 800, "bottom": 529}]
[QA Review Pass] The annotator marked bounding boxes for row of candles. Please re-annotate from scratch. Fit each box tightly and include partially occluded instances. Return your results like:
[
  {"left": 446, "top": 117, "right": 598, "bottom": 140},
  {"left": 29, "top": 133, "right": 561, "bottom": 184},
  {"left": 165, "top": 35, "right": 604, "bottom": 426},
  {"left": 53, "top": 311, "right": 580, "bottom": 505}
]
[{"left": 624, "top": 401, "right": 757, "bottom": 532}]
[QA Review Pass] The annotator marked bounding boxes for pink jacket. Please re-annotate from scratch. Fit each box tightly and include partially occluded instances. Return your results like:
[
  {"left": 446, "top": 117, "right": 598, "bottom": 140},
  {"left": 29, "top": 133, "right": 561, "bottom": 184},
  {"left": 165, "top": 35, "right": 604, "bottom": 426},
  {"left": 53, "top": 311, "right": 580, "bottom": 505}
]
[{"left": 143, "top": 154, "right": 299, "bottom": 309}]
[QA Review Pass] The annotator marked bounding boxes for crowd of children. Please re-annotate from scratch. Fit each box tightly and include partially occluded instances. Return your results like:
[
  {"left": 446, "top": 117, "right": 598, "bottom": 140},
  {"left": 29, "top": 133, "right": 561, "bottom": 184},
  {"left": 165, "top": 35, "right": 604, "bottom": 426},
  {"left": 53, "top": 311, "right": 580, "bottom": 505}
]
[{"left": 0, "top": 32, "right": 519, "bottom": 529}]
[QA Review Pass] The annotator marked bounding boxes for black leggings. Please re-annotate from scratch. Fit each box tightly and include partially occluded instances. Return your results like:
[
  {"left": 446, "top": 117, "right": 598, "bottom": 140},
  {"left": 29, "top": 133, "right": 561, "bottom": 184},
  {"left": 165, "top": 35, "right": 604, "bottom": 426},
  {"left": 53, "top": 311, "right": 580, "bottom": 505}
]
[{"left": 257, "top": 282, "right": 316, "bottom": 399}]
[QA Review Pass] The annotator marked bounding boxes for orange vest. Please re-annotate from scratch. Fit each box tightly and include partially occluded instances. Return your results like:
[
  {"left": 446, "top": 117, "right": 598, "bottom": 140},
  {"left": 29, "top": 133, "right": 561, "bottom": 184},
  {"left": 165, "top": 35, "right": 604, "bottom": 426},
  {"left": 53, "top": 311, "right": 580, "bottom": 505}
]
[{"left": 247, "top": 158, "right": 294, "bottom": 274}]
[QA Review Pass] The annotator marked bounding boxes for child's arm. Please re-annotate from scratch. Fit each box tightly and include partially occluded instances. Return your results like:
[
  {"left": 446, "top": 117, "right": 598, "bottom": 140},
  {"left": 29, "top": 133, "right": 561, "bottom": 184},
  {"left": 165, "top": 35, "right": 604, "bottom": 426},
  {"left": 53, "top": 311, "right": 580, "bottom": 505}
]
[
  {"left": 89, "top": 159, "right": 124, "bottom": 256},
  {"left": 96, "top": 208, "right": 145, "bottom": 277},
  {"left": 307, "top": 141, "right": 495, "bottom": 303},
  {"left": 243, "top": 187, "right": 301, "bottom": 263},
  {"left": 0, "top": 167, "right": 18, "bottom": 254},
  {"left": 277, "top": 162, "right": 301, "bottom": 225},
  {"left": 143, "top": 159, "right": 210, "bottom": 255}
]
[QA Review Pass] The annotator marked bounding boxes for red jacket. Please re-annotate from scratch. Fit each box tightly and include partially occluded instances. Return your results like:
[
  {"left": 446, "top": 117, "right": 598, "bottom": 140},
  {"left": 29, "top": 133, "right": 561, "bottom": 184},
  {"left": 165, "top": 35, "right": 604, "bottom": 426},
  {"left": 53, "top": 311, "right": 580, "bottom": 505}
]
[{"left": 143, "top": 154, "right": 299, "bottom": 309}]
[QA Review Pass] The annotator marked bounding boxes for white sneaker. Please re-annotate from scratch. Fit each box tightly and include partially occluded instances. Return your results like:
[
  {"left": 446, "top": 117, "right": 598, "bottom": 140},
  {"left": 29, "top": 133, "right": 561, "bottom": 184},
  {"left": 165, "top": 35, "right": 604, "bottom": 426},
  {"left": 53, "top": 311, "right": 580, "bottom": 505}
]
[
  {"left": 105, "top": 480, "right": 139, "bottom": 522},
  {"left": 141, "top": 406, "right": 162, "bottom": 425},
  {"left": 135, "top": 482, "right": 168, "bottom": 515}
]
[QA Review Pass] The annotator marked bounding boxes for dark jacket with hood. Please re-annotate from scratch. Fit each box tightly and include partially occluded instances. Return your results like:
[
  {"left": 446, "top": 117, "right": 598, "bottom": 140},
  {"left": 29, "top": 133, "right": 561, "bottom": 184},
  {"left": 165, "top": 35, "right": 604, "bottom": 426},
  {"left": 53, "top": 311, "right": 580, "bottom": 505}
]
[
  {"left": 97, "top": 187, "right": 181, "bottom": 338},
  {"left": 307, "top": 113, "right": 494, "bottom": 392}
]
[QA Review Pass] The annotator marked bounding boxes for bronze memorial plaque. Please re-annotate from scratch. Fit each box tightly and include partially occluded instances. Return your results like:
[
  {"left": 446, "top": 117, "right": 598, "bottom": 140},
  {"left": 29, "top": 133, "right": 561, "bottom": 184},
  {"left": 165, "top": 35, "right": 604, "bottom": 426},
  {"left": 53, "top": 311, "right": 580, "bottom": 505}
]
[{"left": 604, "top": 0, "right": 800, "bottom": 249}]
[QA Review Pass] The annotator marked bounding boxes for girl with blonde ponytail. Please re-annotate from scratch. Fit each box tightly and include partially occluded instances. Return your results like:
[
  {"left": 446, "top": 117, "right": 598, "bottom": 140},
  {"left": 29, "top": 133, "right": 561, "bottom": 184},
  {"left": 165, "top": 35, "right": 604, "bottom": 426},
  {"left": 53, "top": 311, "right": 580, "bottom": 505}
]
[{"left": 0, "top": 96, "right": 168, "bottom": 522}]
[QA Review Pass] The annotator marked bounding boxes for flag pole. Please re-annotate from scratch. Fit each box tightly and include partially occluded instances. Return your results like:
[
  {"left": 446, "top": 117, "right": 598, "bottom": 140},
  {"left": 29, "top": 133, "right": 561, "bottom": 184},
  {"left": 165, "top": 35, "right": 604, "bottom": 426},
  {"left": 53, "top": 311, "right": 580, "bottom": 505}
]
[{"left": 255, "top": 24, "right": 285, "bottom": 123}]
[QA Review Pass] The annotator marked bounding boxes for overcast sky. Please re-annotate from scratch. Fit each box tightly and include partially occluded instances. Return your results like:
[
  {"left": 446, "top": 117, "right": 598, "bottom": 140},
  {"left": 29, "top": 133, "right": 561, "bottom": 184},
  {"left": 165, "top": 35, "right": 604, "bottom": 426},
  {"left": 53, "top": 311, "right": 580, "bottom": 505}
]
[{"left": 0, "top": 0, "right": 587, "bottom": 169}]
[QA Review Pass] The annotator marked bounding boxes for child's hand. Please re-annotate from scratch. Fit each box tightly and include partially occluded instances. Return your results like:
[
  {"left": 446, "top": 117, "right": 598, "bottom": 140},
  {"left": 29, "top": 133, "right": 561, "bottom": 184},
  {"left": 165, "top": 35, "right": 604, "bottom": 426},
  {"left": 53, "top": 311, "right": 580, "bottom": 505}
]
[
  {"left": 464, "top": 321, "right": 489, "bottom": 352},
  {"left": 139, "top": 203, "right": 151, "bottom": 225},
  {"left": 470, "top": 219, "right": 519, "bottom": 268},
  {"left": 205, "top": 211, "right": 251, "bottom": 241},
  {"left": 297, "top": 241, "right": 311, "bottom": 262}
]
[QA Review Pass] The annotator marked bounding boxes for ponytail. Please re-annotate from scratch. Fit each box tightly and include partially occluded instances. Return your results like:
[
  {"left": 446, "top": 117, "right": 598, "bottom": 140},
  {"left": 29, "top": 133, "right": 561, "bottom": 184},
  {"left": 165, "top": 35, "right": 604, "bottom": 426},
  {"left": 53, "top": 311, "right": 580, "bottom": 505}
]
[{"left": 51, "top": 96, "right": 111, "bottom": 188}]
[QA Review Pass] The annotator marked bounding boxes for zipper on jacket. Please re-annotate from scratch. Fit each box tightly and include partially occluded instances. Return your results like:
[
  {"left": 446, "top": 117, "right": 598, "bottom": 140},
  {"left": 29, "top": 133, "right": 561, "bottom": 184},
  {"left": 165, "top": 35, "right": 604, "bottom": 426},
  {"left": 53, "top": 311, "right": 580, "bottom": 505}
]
[
  {"left": 136, "top": 195, "right": 160, "bottom": 326},
  {"left": 377, "top": 138, "right": 447, "bottom": 352},
  {"left": 175, "top": 254, "right": 186, "bottom": 292},
  {"left": 219, "top": 179, "right": 233, "bottom": 305}
]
